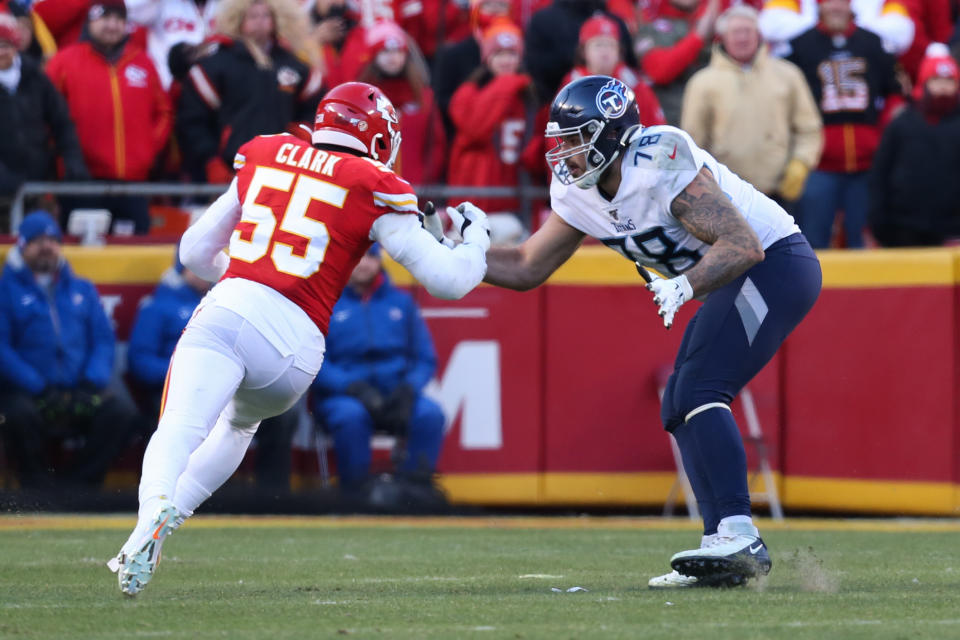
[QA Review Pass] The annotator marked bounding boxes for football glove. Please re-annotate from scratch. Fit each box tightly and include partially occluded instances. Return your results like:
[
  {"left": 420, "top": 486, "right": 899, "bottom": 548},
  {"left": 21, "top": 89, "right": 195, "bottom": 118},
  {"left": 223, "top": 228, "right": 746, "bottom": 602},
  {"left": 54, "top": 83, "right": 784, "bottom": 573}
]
[
  {"left": 446, "top": 202, "right": 491, "bottom": 253},
  {"left": 647, "top": 274, "right": 693, "bottom": 329},
  {"left": 419, "top": 201, "right": 456, "bottom": 248}
]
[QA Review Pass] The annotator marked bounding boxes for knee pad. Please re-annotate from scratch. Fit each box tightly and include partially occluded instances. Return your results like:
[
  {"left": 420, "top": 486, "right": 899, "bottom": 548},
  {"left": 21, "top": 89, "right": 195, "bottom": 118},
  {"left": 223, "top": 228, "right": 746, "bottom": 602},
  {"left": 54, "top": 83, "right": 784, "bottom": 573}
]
[
  {"left": 664, "top": 372, "right": 732, "bottom": 432},
  {"left": 684, "top": 402, "right": 731, "bottom": 424}
]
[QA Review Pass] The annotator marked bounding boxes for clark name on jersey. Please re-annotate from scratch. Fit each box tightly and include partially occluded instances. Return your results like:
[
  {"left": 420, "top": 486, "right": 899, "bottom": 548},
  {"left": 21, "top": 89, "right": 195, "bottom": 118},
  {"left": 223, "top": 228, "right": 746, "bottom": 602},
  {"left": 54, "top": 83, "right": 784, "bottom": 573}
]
[{"left": 224, "top": 133, "right": 420, "bottom": 335}]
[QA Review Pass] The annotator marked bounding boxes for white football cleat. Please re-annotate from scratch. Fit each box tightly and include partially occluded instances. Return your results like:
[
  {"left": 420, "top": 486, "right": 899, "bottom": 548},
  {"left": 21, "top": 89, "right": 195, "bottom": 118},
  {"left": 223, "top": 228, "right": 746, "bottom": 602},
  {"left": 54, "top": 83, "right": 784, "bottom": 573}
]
[
  {"left": 108, "top": 500, "right": 181, "bottom": 597},
  {"left": 648, "top": 570, "right": 699, "bottom": 588},
  {"left": 648, "top": 569, "right": 749, "bottom": 589},
  {"left": 670, "top": 521, "right": 772, "bottom": 580}
]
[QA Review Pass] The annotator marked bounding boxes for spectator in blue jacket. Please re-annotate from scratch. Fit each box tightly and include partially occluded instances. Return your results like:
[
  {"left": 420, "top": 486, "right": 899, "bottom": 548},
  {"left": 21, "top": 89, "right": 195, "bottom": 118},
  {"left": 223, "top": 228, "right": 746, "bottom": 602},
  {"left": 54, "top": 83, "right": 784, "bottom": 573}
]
[
  {"left": 127, "top": 248, "right": 299, "bottom": 490},
  {"left": 0, "top": 210, "right": 138, "bottom": 488},
  {"left": 312, "top": 244, "right": 445, "bottom": 492}
]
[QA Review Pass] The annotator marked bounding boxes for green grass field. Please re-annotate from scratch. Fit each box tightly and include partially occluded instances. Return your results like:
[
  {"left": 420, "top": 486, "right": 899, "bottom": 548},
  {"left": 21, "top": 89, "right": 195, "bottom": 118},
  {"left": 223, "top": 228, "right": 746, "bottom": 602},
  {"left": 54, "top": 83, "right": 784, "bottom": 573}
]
[{"left": 2, "top": 515, "right": 959, "bottom": 639}]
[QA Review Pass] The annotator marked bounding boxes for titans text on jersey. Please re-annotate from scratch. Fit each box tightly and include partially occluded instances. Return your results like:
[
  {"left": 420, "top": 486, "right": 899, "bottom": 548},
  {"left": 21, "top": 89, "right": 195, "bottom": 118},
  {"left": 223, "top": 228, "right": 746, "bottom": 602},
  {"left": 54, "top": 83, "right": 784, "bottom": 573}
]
[{"left": 549, "top": 126, "right": 800, "bottom": 277}]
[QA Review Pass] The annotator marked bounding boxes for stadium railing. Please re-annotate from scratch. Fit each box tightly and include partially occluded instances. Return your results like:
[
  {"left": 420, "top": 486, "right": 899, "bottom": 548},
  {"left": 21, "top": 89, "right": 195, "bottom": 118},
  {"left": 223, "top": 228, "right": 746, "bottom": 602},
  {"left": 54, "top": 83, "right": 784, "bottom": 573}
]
[{"left": 8, "top": 182, "right": 551, "bottom": 233}]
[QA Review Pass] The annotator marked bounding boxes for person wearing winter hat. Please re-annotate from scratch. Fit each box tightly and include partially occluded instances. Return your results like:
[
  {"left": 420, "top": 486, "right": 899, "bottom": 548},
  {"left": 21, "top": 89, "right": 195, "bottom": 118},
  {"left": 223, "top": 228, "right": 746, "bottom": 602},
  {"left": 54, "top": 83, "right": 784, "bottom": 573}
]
[
  {"left": 911, "top": 43, "right": 959, "bottom": 113},
  {"left": 869, "top": 43, "right": 960, "bottom": 247},
  {"left": 571, "top": 15, "right": 665, "bottom": 127},
  {"left": 0, "top": 210, "right": 140, "bottom": 489},
  {"left": 525, "top": 0, "right": 636, "bottom": 105},
  {"left": 519, "top": 14, "right": 666, "bottom": 191},
  {"left": 0, "top": 9, "right": 21, "bottom": 51},
  {"left": 356, "top": 21, "right": 447, "bottom": 187},
  {"left": 433, "top": 0, "right": 515, "bottom": 137},
  {"left": 447, "top": 18, "right": 535, "bottom": 240},
  {"left": 45, "top": 0, "right": 172, "bottom": 235}
]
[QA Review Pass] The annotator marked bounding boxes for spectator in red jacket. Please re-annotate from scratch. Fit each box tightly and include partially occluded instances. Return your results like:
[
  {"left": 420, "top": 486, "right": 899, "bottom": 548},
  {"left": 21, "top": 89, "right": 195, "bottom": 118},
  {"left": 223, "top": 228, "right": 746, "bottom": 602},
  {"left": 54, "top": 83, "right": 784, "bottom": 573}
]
[
  {"left": 522, "top": 15, "right": 666, "bottom": 185},
  {"left": 634, "top": 0, "right": 722, "bottom": 124},
  {"left": 566, "top": 15, "right": 667, "bottom": 126},
  {"left": 46, "top": 1, "right": 172, "bottom": 234},
  {"left": 356, "top": 21, "right": 446, "bottom": 186},
  {"left": 433, "top": 0, "right": 515, "bottom": 138},
  {"left": 448, "top": 19, "right": 536, "bottom": 226},
  {"left": 524, "top": 0, "right": 636, "bottom": 104}
]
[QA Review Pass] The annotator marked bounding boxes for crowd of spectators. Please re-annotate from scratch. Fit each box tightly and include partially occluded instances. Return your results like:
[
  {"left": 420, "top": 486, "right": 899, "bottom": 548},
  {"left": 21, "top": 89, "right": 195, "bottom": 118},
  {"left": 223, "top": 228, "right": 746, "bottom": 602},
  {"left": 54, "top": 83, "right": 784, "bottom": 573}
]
[{"left": 0, "top": 0, "right": 957, "bottom": 248}]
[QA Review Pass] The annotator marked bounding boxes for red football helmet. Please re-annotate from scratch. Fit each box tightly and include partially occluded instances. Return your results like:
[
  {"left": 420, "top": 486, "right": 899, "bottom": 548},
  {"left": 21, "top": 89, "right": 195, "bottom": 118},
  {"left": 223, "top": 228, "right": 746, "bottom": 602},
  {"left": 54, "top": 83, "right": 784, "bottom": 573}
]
[{"left": 312, "top": 82, "right": 402, "bottom": 168}]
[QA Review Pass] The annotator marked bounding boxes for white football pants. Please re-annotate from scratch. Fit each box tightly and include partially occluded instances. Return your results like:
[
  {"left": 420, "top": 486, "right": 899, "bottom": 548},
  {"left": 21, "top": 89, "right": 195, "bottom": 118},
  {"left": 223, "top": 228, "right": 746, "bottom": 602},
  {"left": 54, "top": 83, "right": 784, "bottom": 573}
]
[{"left": 137, "top": 304, "right": 322, "bottom": 520}]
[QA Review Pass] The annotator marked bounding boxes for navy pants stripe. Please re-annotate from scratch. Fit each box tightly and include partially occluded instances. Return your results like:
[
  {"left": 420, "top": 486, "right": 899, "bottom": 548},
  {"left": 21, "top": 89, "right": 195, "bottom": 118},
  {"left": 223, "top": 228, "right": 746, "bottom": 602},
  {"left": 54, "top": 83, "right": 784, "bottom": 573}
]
[{"left": 661, "top": 233, "right": 821, "bottom": 533}]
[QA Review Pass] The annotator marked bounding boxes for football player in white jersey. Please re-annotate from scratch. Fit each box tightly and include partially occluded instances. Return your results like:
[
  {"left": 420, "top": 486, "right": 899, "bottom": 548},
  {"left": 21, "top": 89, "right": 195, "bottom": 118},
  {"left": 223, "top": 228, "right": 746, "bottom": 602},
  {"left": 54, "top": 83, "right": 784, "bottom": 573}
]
[{"left": 433, "top": 75, "right": 822, "bottom": 588}]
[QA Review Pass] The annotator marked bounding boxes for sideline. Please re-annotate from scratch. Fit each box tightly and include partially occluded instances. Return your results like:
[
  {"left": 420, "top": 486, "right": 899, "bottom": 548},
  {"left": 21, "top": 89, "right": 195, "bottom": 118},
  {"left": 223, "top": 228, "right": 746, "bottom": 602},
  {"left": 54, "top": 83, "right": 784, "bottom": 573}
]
[{"left": 2, "top": 514, "right": 959, "bottom": 532}]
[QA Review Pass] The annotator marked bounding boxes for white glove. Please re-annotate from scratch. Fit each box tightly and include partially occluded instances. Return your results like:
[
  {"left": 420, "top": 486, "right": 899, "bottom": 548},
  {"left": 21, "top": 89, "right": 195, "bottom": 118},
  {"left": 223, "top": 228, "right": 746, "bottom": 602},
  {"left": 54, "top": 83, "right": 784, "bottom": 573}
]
[
  {"left": 646, "top": 274, "right": 693, "bottom": 329},
  {"left": 446, "top": 201, "right": 491, "bottom": 253},
  {"left": 419, "top": 201, "right": 456, "bottom": 248}
]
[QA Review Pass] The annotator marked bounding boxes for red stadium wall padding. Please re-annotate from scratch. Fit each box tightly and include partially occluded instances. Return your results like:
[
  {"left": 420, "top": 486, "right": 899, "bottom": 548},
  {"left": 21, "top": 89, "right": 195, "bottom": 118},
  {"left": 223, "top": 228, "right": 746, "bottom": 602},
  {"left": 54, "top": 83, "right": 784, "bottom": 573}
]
[
  {"left": 541, "top": 285, "right": 682, "bottom": 474},
  {"left": 418, "top": 287, "right": 545, "bottom": 476},
  {"left": 3, "top": 244, "right": 958, "bottom": 513},
  {"left": 782, "top": 286, "right": 956, "bottom": 484}
]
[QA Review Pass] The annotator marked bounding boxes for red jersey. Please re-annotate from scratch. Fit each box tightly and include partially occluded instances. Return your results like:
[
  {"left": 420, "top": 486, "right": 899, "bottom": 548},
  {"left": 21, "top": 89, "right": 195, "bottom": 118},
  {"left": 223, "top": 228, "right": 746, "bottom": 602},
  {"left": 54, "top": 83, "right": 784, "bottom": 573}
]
[
  {"left": 222, "top": 134, "right": 420, "bottom": 334},
  {"left": 447, "top": 73, "right": 533, "bottom": 214}
]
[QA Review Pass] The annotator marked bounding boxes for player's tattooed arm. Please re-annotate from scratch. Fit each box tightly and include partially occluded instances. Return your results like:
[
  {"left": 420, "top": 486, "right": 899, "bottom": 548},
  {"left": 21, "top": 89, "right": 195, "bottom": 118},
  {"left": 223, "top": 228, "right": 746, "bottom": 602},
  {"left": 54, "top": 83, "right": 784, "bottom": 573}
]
[
  {"left": 670, "top": 167, "right": 764, "bottom": 296},
  {"left": 485, "top": 213, "right": 585, "bottom": 290}
]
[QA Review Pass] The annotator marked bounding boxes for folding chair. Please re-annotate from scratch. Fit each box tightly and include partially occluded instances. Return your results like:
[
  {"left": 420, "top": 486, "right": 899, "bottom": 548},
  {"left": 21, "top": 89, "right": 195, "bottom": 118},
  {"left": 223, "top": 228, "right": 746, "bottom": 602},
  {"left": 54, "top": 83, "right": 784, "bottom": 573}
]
[{"left": 656, "top": 371, "right": 784, "bottom": 521}]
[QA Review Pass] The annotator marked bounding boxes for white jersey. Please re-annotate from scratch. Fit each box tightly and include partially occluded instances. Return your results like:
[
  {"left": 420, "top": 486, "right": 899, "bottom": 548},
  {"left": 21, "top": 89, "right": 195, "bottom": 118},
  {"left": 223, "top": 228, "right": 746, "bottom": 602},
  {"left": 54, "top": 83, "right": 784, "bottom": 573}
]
[
  {"left": 126, "top": 0, "right": 220, "bottom": 89},
  {"left": 550, "top": 126, "right": 800, "bottom": 278}
]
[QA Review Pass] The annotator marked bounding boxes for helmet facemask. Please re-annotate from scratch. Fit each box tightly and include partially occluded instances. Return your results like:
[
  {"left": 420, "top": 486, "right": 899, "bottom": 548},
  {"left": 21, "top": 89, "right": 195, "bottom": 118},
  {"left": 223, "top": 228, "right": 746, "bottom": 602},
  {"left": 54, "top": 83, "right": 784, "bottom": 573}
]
[
  {"left": 543, "top": 75, "right": 641, "bottom": 190},
  {"left": 370, "top": 92, "right": 402, "bottom": 169},
  {"left": 545, "top": 119, "right": 619, "bottom": 189}
]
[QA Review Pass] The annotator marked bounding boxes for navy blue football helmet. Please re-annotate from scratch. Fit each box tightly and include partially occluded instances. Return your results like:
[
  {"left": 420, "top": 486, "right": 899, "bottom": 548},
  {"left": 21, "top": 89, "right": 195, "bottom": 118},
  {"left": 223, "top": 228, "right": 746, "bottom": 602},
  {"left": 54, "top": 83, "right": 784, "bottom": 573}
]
[{"left": 545, "top": 75, "right": 641, "bottom": 189}]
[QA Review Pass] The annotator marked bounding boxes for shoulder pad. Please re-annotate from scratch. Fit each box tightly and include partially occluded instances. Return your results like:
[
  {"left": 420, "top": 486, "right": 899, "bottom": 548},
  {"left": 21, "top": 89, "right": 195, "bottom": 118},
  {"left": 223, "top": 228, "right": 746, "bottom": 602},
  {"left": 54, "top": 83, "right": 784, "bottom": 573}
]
[
  {"left": 627, "top": 126, "right": 698, "bottom": 172},
  {"left": 233, "top": 134, "right": 275, "bottom": 168},
  {"left": 361, "top": 157, "right": 410, "bottom": 185}
]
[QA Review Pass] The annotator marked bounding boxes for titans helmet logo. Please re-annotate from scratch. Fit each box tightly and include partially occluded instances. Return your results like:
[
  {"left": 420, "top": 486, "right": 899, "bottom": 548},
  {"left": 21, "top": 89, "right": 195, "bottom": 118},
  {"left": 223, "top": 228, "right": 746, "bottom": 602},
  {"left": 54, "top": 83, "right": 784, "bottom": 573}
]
[{"left": 595, "top": 79, "right": 630, "bottom": 119}]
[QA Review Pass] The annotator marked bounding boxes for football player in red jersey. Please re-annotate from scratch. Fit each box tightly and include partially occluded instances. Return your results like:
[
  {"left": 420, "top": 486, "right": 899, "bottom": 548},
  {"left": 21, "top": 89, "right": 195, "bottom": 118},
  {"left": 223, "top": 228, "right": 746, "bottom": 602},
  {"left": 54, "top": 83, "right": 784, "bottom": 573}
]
[{"left": 108, "top": 82, "right": 491, "bottom": 597}]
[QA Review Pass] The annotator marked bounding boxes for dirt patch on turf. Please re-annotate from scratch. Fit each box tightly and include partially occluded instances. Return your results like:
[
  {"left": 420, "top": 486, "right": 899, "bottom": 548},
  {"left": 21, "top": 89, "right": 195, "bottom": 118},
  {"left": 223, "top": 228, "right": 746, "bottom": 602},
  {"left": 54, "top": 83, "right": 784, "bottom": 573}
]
[{"left": 787, "top": 546, "right": 840, "bottom": 593}]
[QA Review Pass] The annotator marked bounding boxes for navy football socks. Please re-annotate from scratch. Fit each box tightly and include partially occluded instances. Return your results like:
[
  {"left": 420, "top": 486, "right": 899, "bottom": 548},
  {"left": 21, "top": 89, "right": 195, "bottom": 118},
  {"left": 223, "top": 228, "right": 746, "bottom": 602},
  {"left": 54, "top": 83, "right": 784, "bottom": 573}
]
[{"left": 673, "top": 406, "right": 751, "bottom": 535}]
